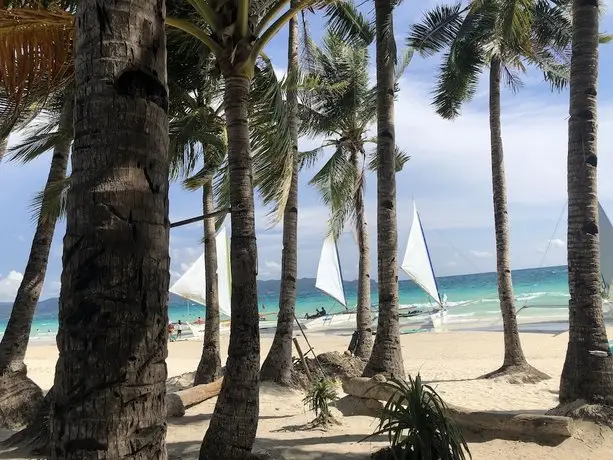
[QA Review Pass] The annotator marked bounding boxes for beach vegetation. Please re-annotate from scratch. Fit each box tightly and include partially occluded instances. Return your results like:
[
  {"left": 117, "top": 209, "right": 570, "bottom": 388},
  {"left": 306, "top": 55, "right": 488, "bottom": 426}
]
[
  {"left": 303, "top": 377, "right": 339, "bottom": 426},
  {"left": 370, "top": 374, "right": 470, "bottom": 460}
]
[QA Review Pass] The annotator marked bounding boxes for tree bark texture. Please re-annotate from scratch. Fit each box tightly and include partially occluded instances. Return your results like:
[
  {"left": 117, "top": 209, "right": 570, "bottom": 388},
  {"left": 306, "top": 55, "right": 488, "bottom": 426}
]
[
  {"left": 560, "top": 0, "right": 613, "bottom": 403},
  {"left": 363, "top": 0, "right": 405, "bottom": 378},
  {"left": 260, "top": 7, "right": 299, "bottom": 386},
  {"left": 488, "top": 58, "right": 528, "bottom": 368},
  {"left": 0, "top": 96, "right": 72, "bottom": 430},
  {"left": 49, "top": 0, "right": 170, "bottom": 458},
  {"left": 194, "top": 180, "right": 222, "bottom": 385},
  {"left": 199, "top": 76, "right": 260, "bottom": 459},
  {"left": 354, "top": 165, "right": 373, "bottom": 359}
]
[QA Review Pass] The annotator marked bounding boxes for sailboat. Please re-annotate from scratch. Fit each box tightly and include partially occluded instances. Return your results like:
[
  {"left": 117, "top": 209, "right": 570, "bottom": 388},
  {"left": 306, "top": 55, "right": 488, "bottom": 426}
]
[
  {"left": 304, "top": 235, "right": 358, "bottom": 329},
  {"left": 599, "top": 202, "right": 613, "bottom": 315},
  {"left": 400, "top": 201, "right": 447, "bottom": 330},
  {"left": 169, "top": 227, "right": 232, "bottom": 338}
]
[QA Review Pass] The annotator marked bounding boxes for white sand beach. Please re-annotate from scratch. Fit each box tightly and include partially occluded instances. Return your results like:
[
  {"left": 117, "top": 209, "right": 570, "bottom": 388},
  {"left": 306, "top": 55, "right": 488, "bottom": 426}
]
[{"left": 7, "top": 328, "right": 613, "bottom": 459}]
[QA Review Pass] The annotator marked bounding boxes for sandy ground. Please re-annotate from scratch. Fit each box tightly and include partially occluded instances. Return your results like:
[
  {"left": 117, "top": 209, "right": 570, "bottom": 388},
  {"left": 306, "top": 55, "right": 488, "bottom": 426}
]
[{"left": 6, "top": 328, "right": 613, "bottom": 459}]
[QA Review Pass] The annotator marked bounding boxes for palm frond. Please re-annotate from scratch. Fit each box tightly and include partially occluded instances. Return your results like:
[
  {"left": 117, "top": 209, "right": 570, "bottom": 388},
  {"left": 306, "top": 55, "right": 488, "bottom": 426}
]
[
  {"left": 367, "top": 146, "right": 410, "bottom": 173},
  {"left": 251, "top": 55, "right": 294, "bottom": 224},
  {"left": 497, "top": 0, "right": 534, "bottom": 55},
  {"left": 500, "top": 64, "right": 523, "bottom": 92},
  {"left": 432, "top": 36, "right": 484, "bottom": 119},
  {"left": 323, "top": 0, "right": 375, "bottom": 47},
  {"left": 407, "top": 3, "right": 467, "bottom": 56},
  {"left": 394, "top": 46, "right": 414, "bottom": 79},
  {"left": 30, "top": 174, "right": 71, "bottom": 224},
  {"left": 298, "top": 146, "right": 324, "bottom": 170},
  {"left": 0, "top": 8, "right": 74, "bottom": 124}
]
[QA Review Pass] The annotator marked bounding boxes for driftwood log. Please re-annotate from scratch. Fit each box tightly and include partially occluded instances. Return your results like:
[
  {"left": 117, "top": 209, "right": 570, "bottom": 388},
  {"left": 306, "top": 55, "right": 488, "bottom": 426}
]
[
  {"left": 166, "top": 378, "right": 223, "bottom": 417},
  {"left": 339, "top": 376, "right": 574, "bottom": 444}
]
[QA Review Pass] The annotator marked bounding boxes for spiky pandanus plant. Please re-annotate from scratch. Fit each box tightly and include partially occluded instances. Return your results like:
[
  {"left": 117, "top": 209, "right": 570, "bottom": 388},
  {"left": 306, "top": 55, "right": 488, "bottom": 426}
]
[{"left": 407, "top": 0, "right": 573, "bottom": 381}]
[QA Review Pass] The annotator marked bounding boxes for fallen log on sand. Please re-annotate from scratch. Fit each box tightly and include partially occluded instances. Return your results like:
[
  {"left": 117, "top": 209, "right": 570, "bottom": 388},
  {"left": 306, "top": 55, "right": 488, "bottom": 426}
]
[
  {"left": 166, "top": 378, "right": 223, "bottom": 417},
  {"left": 339, "top": 376, "right": 573, "bottom": 444}
]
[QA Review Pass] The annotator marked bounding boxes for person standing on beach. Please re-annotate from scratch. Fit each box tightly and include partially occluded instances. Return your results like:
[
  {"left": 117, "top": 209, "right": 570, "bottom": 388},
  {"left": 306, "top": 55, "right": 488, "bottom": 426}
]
[{"left": 177, "top": 320, "right": 183, "bottom": 339}]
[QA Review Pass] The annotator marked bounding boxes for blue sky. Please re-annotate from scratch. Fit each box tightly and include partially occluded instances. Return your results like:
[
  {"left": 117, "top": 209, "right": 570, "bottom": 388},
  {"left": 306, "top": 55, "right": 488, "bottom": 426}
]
[{"left": 2, "top": 1, "right": 613, "bottom": 301}]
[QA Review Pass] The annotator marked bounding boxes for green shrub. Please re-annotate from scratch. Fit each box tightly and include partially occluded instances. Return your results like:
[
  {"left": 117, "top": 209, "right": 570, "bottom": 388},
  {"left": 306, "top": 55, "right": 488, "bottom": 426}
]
[
  {"left": 303, "top": 377, "right": 339, "bottom": 425},
  {"left": 370, "top": 374, "right": 470, "bottom": 460}
]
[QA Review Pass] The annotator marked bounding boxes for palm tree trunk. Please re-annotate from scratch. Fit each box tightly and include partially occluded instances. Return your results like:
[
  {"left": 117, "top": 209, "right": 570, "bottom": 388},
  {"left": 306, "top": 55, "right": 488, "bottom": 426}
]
[
  {"left": 194, "top": 179, "right": 222, "bottom": 385},
  {"left": 0, "top": 96, "right": 72, "bottom": 429},
  {"left": 260, "top": 7, "right": 299, "bottom": 386},
  {"left": 363, "top": 0, "right": 405, "bottom": 378},
  {"left": 200, "top": 75, "right": 260, "bottom": 459},
  {"left": 560, "top": 0, "right": 613, "bottom": 402},
  {"left": 482, "top": 58, "right": 548, "bottom": 382},
  {"left": 49, "top": 0, "right": 169, "bottom": 457},
  {"left": 354, "top": 169, "right": 373, "bottom": 359}
]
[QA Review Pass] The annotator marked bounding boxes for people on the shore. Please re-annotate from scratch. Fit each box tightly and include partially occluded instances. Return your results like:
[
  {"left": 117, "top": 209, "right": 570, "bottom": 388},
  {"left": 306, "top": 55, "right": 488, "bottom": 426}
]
[{"left": 176, "top": 320, "right": 183, "bottom": 339}]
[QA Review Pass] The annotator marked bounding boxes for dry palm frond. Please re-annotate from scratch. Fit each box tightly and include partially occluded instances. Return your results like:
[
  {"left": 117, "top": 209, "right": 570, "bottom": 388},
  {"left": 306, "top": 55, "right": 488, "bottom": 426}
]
[{"left": 0, "top": 8, "right": 74, "bottom": 129}]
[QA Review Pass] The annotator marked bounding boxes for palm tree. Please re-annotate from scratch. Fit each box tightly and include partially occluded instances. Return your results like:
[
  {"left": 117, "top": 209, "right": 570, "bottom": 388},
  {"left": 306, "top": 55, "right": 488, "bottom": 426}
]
[
  {"left": 407, "top": 0, "right": 571, "bottom": 381},
  {"left": 258, "top": 0, "right": 374, "bottom": 383},
  {"left": 167, "top": 2, "right": 331, "bottom": 456},
  {"left": 559, "top": 0, "right": 613, "bottom": 402},
  {"left": 362, "top": 0, "right": 405, "bottom": 378},
  {"left": 258, "top": 4, "right": 301, "bottom": 385},
  {"left": 0, "top": 91, "right": 72, "bottom": 429},
  {"left": 299, "top": 33, "right": 407, "bottom": 360},
  {"left": 47, "top": 0, "right": 170, "bottom": 456}
]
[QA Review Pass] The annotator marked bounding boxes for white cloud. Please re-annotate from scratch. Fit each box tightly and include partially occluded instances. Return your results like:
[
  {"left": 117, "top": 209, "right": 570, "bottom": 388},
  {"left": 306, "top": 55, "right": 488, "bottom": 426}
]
[
  {"left": 549, "top": 238, "right": 565, "bottom": 248},
  {"left": 17, "top": 235, "right": 24, "bottom": 242},
  {"left": 0, "top": 271, "right": 24, "bottom": 302},
  {"left": 470, "top": 250, "right": 493, "bottom": 258},
  {"left": 265, "top": 260, "right": 281, "bottom": 271},
  {"left": 538, "top": 238, "right": 566, "bottom": 254}
]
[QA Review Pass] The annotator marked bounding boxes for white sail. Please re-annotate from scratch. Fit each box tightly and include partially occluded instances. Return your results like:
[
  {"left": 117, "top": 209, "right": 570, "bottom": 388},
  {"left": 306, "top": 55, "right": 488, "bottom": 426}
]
[
  {"left": 599, "top": 202, "right": 613, "bottom": 292},
  {"left": 315, "top": 235, "right": 347, "bottom": 307},
  {"left": 216, "top": 227, "right": 232, "bottom": 317},
  {"left": 401, "top": 202, "right": 441, "bottom": 305},
  {"left": 169, "top": 226, "right": 232, "bottom": 317}
]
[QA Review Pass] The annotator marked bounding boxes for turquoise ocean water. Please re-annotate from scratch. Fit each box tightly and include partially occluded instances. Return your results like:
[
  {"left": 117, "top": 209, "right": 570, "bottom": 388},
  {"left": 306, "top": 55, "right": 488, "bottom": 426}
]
[{"left": 6, "top": 264, "right": 572, "bottom": 341}]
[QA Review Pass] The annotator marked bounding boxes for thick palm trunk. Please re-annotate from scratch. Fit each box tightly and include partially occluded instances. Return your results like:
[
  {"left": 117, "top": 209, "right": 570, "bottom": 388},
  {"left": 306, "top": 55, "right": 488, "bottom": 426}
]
[
  {"left": 200, "top": 75, "right": 260, "bottom": 459},
  {"left": 363, "top": 0, "right": 405, "bottom": 378},
  {"left": 0, "top": 96, "right": 72, "bottom": 429},
  {"left": 560, "top": 0, "right": 613, "bottom": 402},
  {"left": 354, "top": 172, "right": 373, "bottom": 359},
  {"left": 49, "top": 0, "right": 170, "bottom": 458},
  {"left": 482, "top": 59, "right": 548, "bottom": 382},
  {"left": 194, "top": 180, "right": 222, "bottom": 384},
  {"left": 260, "top": 9, "right": 299, "bottom": 385}
]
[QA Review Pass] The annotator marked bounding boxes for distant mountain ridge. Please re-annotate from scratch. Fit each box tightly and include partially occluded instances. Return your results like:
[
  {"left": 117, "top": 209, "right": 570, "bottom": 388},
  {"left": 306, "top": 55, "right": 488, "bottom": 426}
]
[{"left": 0, "top": 279, "right": 329, "bottom": 317}]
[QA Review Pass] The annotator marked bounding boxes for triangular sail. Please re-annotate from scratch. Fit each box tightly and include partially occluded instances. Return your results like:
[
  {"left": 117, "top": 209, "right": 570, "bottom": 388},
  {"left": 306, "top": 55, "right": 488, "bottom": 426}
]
[
  {"left": 599, "top": 202, "right": 613, "bottom": 293},
  {"left": 401, "top": 202, "right": 441, "bottom": 305},
  {"left": 169, "top": 226, "right": 232, "bottom": 317},
  {"left": 315, "top": 235, "right": 347, "bottom": 307},
  {"left": 216, "top": 227, "right": 232, "bottom": 317}
]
